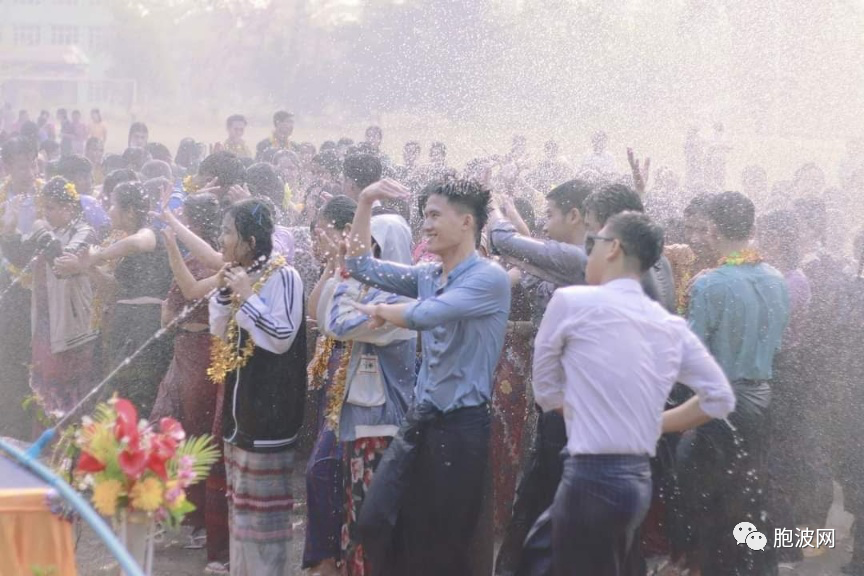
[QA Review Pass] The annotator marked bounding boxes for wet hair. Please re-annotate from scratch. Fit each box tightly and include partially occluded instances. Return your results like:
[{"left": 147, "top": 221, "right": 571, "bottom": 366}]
[
  {"left": 224, "top": 198, "right": 275, "bottom": 261},
  {"left": 546, "top": 179, "right": 594, "bottom": 214},
  {"left": 582, "top": 184, "right": 644, "bottom": 226},
  {"left": 337, "top": 137, "right": 354, "bottom": 147},
  {"left": 239, "top": 157, "right": 254, "bottom": 170},
  {"left": 226, "top": 114, "right": 247, "bottom": 128},
  {"left": 85, "top": 136, "right": 103, "bottom": 152},
  {"left": 357, "top": 143, "right": 376, "bottom": 155},
  {"left": 127, "top": 122, "right": 148, "bottom": 145},
  {"left": 343, "top": 153, "right": 382, "bottom": 189},
  {"left": 318, "top": 195, "right": 357, "bottom": 231},
  {"left": 311, "top": 150, "right": 342, "bottom": 180},
  {"left": 175, "top": 138, "right": 200, "bottom": 169},
  {"left": 55, "top": 155, "right": 92, "bottom": 180},
  {"left": 257, "top": 147, "right": 278, "bottom": 165},
  {"left": 183, "top": 193, "right": 221, "bottom": 248},
  {"left": 102, "top": 154, "right": 126, "bottom": 174},
  {"left": 1, "top": 137, "right": 38, "bottom": 164},
  {"left": 141, "top": 159, "right": 172, "bottom": 181},
  {"left": 41, "top": 176, "right": 81, "bottom": 209},
  {"left": 513, "top": 197, "right": 537, "bottom": 234},
  {"left": 102, "top": 169, "right": 139, "bottom": 205},
  {"left": 366, "top": 125, "right": 382, "bottom": 139},
  {"left": 427, "top": 179, "right": 492, "bottom": 239},
  {"left": 245, "top": 162, "right": 284, "bottom": 208},
  {"left": 273, "top": 149, "right": 301, "bottom": 169},
  {"left": 146, "top": 142, "right": 173, "bottom": 164},
  {"left": 683, "top": 193, "right": 714, "bottom": 218},
  {"left": 758, "top": 209, "right": 801, "bottom": 271},
  {"left": 404, "top": 141, "right": 421, "bottom": 154},
  {"left": 320, "top": 141, "right": 337, "bottom": 152},
  {"left": 273, "top": 110, "right": 293, "bottom": 125},
  {"left": 122, "top": 147, "right": 151, "bottom": 172},
  {"left": 199, "top": 151, "right": 245, "bottom": 189},
  {"left": 112, "top": 181, "right": 151, "bottom": 230},
  {"left": 430, "top": 141, "right": 446, "bottom": 156},
  {"left": 604, "top": 211, "right": 665, "bottom": 273},
  {"left": 705, "top": 191, "right": 755, "bottom": 241}
]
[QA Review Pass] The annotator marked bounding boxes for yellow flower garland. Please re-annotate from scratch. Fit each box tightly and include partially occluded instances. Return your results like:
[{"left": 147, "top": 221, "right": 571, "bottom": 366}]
[
  {"left": 718, "top": 249, "right": 763, "bottom": 267},
  {"left": 208, "top": 254, "right": 286, "bottom": 385},
  {"left": 182, "top": 175, "right": 199, "bottom": 195},
  {"left": 307, "top": 335, "right": 336, "bottom": 391}
]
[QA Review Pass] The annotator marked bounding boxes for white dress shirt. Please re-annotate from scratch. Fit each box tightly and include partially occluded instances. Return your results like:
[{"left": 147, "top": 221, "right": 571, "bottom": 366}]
[{"left": 532, "top": 278, "right": 735, "bottom": 457}]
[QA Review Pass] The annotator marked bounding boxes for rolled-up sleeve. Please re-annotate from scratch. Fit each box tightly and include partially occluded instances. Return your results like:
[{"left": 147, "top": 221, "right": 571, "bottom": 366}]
[
  {"left": 403, "top": 268, "right": 509, "bottom": 331},
  {"left": 489, "top": 221, "right": 585, "bottom": 286},
  {"left": 677, "top": 323, "right": 736, "bottom": 418},
  {"left": 346, "top": 252, "right": 420, "bottom": 298},
  {"left": 532, "top": 291, "right": 567, "bottom": 412}
]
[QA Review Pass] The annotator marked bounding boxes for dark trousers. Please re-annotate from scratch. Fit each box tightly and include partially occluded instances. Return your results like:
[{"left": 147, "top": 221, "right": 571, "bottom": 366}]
[
  {"left": 302, "top": 427, "right": 343, "bottom": 567},
  {"left": 497, "top": 410, "right": 567, "bottom": 574},
  {"left": 675, "top": 380, "right": 778, "bottom": 576},
  {"left": 551, "top": 455, "right": 652, "bottom": 576},
  {"left": 358, "top": 404, "right": 490, "bottom": 575},
  {"left": 395, "top": 405, "right": 491, "bottom": 576}
]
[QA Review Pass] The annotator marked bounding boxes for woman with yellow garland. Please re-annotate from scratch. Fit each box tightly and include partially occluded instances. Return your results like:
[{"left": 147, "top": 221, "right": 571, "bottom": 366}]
[
  {"left": 208, "top": 198, "right": 307, "bottom": 576},
  {"left": 0, "top": 177, "right": 99, "bottom": 416}
]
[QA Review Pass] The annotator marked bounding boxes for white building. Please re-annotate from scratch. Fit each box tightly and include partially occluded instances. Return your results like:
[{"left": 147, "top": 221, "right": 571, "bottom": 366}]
[{"left": 0, "top": 0, "right": 134, "bottom": 109}]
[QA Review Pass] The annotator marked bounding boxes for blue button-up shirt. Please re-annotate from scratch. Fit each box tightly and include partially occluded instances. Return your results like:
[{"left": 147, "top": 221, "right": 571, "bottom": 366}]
[
  {"left": 346, "top": 250, "right": 511, "bottom": 413},
  {"left": 688, "top": 263, "right": 789, "bottom": 381}
]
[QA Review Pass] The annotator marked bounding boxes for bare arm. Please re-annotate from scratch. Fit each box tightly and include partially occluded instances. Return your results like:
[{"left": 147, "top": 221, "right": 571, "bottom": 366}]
[
  {"left": 91, "top": 228, "right": 156, "bottom": 265},
  {"left": 163, "top": 209, "right": 223, "bottom": 270},
  {"left": 662, "top": 397, "right": 713, "bottom": 434},
  {"left": 163, "top": 229, "right": 220, "bottom": 300}
]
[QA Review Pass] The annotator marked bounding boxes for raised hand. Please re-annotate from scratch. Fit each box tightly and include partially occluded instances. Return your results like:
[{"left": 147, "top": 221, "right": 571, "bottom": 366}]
[
  {"left": 359, "top": 178, "right": 411, "bottom": 205},
  {"left": 224, "top": 266, "right": 253, "bottom": 301},
  {"left": 627, "top": 148, "right": 651, "bottom": 196}
]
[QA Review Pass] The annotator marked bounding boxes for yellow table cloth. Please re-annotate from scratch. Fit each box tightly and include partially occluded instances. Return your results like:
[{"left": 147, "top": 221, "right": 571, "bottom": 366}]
[{"left": 0, "top": 454, "right": 77, "bottom": 576}]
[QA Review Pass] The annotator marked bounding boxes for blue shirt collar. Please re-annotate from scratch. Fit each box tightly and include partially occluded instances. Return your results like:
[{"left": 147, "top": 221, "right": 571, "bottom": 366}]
[{"left": 434, "top": 251, "right": 480, "bottom": 284}]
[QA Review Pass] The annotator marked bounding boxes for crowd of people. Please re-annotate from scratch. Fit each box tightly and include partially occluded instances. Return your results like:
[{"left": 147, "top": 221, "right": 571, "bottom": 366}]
[{"left": 0, "top": 108, "right": 863, "bottom": 576}]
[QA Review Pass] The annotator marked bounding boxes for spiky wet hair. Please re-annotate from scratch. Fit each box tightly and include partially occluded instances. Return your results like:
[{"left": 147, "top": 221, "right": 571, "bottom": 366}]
[{"left": 427, "top": 179, "right": 492, "bottom": 237}]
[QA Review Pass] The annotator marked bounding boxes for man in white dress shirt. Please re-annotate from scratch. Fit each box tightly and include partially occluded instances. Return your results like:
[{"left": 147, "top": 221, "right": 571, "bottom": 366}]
[{"left": 528, "top": 211, "right": 736, "bottom": 576}]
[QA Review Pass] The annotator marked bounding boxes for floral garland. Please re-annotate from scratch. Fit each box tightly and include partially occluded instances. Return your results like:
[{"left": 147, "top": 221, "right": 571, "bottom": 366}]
[
  {"left": 307, "top": 335, "right": 335, "bottom": 391},
  {"left": 62, "top": 182, "right": 80, "bottom": 203},
  {"left": 325, "top": 341, "right": 353, "bottom": 431},
  {"left": 182, "top": 175, "right": 200, "bottom": 195},
  {"left": 223, "top": 139, "right": 250, "bottom": 158},
  {"left": 718, "top": 249, "right": 763, "bottom": 267},
  {"left": 270, "top": 133, "right": 290, "bottom": 150},
  {"left": 207, "top": 254, "right": 286, "bottom": 385}
]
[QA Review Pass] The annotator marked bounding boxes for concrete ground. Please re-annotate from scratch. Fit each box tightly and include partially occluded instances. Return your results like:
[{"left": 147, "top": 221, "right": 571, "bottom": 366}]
[{"left": 74, "top": 479, "right": 856, "bottom": 576}]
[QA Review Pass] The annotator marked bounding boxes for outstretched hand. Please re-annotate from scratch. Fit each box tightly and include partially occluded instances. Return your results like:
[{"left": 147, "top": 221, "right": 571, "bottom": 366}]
[
  {"left": 350, "top": 300, "right": 386, "bottom": 329},
  {"left": 627, "top": 148, "right": 651, "bottom": 196},
  {"left": 359, "top": 178, "right": 411, "bottom": 205}
]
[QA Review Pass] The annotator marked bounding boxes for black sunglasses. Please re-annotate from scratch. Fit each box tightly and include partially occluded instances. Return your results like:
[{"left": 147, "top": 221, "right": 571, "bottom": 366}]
[{"left": 585, "top": 234, "right": 616, "bottom": 256}]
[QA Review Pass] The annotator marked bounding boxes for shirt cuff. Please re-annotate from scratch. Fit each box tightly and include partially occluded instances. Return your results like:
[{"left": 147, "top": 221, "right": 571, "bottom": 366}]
[{"left": 402, "top": 300, "right": 423, "bottom": 331}]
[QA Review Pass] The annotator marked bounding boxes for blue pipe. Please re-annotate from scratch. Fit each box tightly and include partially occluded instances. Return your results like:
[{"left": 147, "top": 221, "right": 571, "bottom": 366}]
[{"left": 0, "top": 438, "right": 145, "bottom": 576}]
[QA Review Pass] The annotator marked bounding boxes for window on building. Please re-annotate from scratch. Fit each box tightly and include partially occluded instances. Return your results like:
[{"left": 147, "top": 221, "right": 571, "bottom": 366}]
[
  {"left": 13, "top": 25, "right": 41, "bottom": 46},
  {"left": 88, "top": 27, "right": 108, "bottom": 52},
  {"left": 51, "top": 25, "right": 79, "bottom": 46}
]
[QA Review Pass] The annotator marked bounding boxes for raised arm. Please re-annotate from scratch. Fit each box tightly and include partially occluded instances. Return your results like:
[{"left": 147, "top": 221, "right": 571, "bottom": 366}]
[
  {"left": 163, "top": 209, "right": 223, "bottom": 270},
  {"left": 163, "top": 229, "right": 220, "bottom": 300},
  {"left": 90, "top": 228, "right": 157, "bottom": 265}
]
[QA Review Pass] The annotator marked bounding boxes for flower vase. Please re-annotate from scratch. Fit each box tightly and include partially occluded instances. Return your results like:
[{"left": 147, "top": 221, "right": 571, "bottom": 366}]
[{"left": 114, "top": 509, "right": 155, "bottom": 576}]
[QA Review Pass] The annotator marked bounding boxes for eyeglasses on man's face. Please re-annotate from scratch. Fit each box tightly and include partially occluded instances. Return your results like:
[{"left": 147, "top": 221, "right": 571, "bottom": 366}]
[{"left": 585, "top": 233, "right": 616, "bottom": 256}]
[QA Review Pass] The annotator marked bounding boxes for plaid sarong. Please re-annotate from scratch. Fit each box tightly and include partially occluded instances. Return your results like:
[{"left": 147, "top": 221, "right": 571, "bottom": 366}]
[{"left": 225, "top": 444, "right": 295, "bottom": 575}]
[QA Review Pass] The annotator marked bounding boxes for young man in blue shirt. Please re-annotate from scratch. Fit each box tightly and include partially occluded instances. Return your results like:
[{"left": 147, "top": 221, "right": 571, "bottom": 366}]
[{"left": 346, "top": 177, "right": 510, "bottom": 576}]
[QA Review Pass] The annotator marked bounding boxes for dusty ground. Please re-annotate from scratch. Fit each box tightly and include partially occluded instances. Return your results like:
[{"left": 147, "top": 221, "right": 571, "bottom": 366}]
[{"left": 73, "top": 477, "right": 857, "bottom": 576}]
